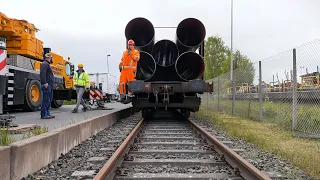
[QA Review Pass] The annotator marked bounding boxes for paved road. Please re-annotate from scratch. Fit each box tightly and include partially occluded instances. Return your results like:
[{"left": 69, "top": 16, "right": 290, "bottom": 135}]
[{"left": 9, "top": 102, "right": 132, "bottom": 131}]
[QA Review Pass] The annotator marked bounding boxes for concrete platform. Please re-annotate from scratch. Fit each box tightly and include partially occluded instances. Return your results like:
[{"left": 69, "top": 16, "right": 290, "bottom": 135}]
[
  {"left": 9, "top": 102, "right": 132, "bottom": 131},
  {"left": 0, "top": 146, "right": 10, "bottom": 180},
  {"left": 3, "top": 106, "right": 133, "bottom": 180},
  {"left": 10, "top": 131, "right": 59, "bottom": 180}
]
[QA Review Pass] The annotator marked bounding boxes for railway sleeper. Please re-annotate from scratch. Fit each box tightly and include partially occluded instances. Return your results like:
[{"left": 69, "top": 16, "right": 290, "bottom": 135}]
[{"left": 114, "top": 173, "right": 244, "bottom": 180}]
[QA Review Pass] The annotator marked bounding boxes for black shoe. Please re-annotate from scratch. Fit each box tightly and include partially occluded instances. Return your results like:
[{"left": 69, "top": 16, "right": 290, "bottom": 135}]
[
  {"left": 41, "top": 116, "right": 52, "bottom": 119},
  {"left": 122, "top": 98, "right": 131, "bottom": 104},
  {"left": 72, "top": 109, "right": 78, "bottom": 113},
  {"left": 82, "top": 107, "right": 88, "bottom": 112}
]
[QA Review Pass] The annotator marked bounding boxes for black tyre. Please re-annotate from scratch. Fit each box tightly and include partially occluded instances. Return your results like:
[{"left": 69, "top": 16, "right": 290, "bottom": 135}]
[
  {"left": 51, "top": 83, "right": 64, "bottom": 108},
  {"left": 23, "top": 80, "right": 43, "bottom": 111}
]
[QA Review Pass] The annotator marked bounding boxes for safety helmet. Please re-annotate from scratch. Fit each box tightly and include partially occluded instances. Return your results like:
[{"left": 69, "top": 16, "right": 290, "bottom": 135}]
[
  {"left": 78, "top": 63, "right": 84, "bottom": 68},
  {"left": 128, "top": 39, "right": 135, "bottom": 45}
]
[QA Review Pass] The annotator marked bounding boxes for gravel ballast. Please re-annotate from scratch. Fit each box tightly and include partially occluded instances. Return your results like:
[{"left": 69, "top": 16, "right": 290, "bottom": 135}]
[
  {"left": 135, "top": 144, "right": 210, "bottom": 150},
  {"left": 131, "top": 153, "right": 220, "bottom": 160},
  {"left": 125, "top": 164, "right": 234, "bottom": 174}
]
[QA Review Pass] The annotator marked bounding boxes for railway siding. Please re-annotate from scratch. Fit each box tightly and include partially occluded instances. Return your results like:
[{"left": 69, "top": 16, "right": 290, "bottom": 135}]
[{"left": 7, "top": 110, "right": 313, "bottom": 180}]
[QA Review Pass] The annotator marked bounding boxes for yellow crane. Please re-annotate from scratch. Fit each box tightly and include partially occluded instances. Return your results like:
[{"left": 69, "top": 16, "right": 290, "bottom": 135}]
[{"left": 0, "top": 12, "right": 75, "bottom": 111}]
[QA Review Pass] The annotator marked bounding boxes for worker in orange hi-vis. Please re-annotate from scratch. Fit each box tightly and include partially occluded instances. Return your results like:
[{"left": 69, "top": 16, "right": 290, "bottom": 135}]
[{"left": 118, "top": 39, "right": 140, "bottom": 103}]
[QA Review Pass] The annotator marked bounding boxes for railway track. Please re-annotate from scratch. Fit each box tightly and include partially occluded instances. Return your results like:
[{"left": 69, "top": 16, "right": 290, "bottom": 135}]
[{"left": 94, "top": 110, "right": 271, "bottom": 180}]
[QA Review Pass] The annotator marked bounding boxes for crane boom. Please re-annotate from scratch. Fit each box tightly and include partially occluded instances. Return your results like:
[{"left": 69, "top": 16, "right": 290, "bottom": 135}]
[{"left": 0, "top": 12, "right": 43, "bottom": 60}]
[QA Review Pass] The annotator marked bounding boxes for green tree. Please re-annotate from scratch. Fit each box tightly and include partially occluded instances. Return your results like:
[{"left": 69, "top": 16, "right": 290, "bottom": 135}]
[
  {"left": 232, "top": 50, "right": 255, "bottom": 85},
  {"left": 204, "top": 35, "right": 229, "bottom": 80},
  {"left": 204, "top": 35, "right": 255, "bottom": 85}
]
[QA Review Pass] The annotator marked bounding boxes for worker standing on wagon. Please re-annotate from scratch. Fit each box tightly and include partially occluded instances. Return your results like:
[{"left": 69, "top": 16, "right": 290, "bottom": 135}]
[
  {"left": 72, "top": 64, "right": 90, "bottom": 113},
  {"left": 118, "top": 39, "right": 140, "bottom": 103}
]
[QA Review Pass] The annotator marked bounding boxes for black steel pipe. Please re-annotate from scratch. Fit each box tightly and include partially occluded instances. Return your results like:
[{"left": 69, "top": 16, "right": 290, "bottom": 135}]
[
  {"left": 125, "top": 17, "right": 155, "bottom": 53},
  {"left": 175, "top": 18, "right": 206, "bottom": 54},
  {"left": 151, "top": 39, "right": 179, "bottom": 67},
  {"left": 175, "top": 52, "right": 205, "bottom": 81},
  {"left": 136, "top": 51, "right": 156, "bottom": 81},
  {"left": 147, "top": 64, "right": 181, "bottom": 81}
]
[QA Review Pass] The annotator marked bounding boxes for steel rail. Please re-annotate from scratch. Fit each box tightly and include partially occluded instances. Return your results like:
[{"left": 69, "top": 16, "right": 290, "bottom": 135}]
[
  {"left": 94, "top": 119, "right": 144, "bottom": 180},
  {"left": 188, "top": 120, "right": 272, "bottom": 180}
]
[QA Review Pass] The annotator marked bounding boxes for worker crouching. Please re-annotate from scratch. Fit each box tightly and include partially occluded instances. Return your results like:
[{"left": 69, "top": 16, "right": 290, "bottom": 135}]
[
  {"left": 118, "top": 39, "right": 140, "bottom": 104},
  {"left": 72, "top": 64, "right": 90, "bottom": 113}
]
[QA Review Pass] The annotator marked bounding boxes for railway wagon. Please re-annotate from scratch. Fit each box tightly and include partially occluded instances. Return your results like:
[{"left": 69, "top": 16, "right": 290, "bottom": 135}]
[{"left": 125, "top": 17, "right": 214, "bottom": 118}]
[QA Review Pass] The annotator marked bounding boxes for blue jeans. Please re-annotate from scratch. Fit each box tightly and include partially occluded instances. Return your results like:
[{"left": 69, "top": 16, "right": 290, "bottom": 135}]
[{"left": 41, "top": 84, "right": 53, "bottom": 117}]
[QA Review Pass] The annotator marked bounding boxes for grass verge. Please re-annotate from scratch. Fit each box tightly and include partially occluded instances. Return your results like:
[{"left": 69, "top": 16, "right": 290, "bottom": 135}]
[
  {"left": 204, "top": 98, "right": 320, "bottom": 135},
  {"left": 0, "top": 125, "right": 48, "bottom": 146},
  {"left": 196, "top": 108, "right": 320, "bottom": 179}
]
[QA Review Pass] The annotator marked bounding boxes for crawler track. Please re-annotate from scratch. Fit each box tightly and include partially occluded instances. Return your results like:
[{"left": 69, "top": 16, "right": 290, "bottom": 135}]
[{"left": 95, "top": 111, "right": 271, "bottom": 180}]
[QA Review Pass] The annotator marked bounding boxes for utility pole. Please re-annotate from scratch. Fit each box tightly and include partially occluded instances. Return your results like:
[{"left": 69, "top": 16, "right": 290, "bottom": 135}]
[
  {"left": 230, "top": 0, "right": 234, "bottom": 80},
  {"left": 230, "top": 0, "right": 236, "bottom": 115},
  {"left": 107, "top": 54, "right": 111, "bottom": 93}
]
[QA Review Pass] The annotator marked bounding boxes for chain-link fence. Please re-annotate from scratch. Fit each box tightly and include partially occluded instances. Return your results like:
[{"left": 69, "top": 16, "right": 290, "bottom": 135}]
[{"left": 201, "top": 39, "right": 320, "bottom": 138}]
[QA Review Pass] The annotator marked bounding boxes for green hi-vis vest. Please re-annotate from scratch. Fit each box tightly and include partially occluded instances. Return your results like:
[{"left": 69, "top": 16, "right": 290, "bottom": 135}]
[{"left": 73, "top": 72, "right": 89, "bottom": 88}]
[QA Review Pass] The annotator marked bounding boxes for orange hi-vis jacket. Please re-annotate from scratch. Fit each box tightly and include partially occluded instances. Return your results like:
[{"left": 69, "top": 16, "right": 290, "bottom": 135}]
[
  {"left": 119, "top": 48, "right": 140, "bottom": 72},
  {"left": 118, "top": 48, "right": 140, "bottom": 95}
]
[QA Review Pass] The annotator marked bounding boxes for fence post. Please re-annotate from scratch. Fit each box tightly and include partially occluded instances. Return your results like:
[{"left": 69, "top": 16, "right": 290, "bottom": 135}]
[
  {"left": 259, "top": 61, "right": 263, "bottom": 121},
  {"left": 206, "top": 91, "right": 209, "bottom": 115},
  {"left": 218, "top": 77, "right": 221, "bottom": 111},
  {"left": 232, "top": 72, "right": 236, "bottom": 115},
  {"left": 292, "top": 48, "right": 297, "bottom": 131}
]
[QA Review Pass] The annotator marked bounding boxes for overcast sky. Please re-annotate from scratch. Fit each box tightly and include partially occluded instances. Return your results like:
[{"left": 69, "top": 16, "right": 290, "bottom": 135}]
[{"left": 1, "top": 0, "right": 320, "bottom": 90}]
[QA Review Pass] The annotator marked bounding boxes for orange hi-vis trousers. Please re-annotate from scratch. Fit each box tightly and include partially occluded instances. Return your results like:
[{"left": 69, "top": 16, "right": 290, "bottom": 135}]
[{"left": 119, "top": 68, "right": 136, "bottom": 95}]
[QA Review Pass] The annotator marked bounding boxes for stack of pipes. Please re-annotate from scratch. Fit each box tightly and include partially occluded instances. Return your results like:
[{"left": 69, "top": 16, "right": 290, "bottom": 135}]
[{"left": 124, "top": 17, "right": 206, "bottom": 82}]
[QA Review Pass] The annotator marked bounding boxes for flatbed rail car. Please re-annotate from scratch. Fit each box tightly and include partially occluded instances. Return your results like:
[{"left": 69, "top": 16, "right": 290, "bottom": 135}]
[
  {"left": 123, "top": 17, "right": 214, "bottom": 118},
  {"left": 127, "top": 41, "right": 213, "bottom": 117}
]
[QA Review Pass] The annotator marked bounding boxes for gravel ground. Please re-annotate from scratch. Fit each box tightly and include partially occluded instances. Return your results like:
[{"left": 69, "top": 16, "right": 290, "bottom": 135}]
[
  {"left": 190, "top": 114, "right": 313, "bottom": 180},
  {"left": 144, "top": 134, "right": 197, "bottom": 137},
  {"left": 145, "top": 130, "right": 193, "bottom": 133},
  {"left": 131, "top": 153, "right": 220, "bottom": 160},
  {"left": 124, "top": 164, "right": 234, "bottom": 174},
  {"left": 22, "top": 113, "right": 142, "bottom": 180},
  {"left": 135, "top": 144, "right": 210, "bottom": 150},
  {"left": 147, "top": 126, "right": 189, "bottom": 129},
  {"left": 139, "top": 139, "right": 201, "bottom": 143}
]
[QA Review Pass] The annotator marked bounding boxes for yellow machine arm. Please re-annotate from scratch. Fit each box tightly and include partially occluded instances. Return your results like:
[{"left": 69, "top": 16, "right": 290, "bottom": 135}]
[{"left": 0, "top": 12, "right": 43, "bottom": 60}]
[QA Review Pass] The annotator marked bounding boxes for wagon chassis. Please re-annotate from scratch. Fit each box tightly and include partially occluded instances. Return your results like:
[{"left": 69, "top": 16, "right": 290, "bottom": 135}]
[{"left": 128, "top": 79, "right": 213, "bottom": 114}]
